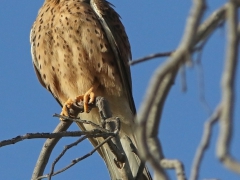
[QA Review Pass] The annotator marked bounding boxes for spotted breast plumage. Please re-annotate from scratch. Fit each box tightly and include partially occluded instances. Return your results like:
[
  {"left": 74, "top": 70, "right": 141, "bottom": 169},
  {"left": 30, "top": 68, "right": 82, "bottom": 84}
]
[{"left": 30, "top": 0, "right": 151, "bottom": 179}]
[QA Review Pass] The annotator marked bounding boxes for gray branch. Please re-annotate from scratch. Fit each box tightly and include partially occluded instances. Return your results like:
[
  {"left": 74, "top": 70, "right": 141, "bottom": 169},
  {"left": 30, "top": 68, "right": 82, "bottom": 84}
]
[
  {"left": 217, "top": 0, "right": 240, "bottom": 173},
  {"left": 190, "top": 106, "right": 221, "bottom": 180},
  {"left": 31, "top": 97, "right": 128, "bottom": 180}
]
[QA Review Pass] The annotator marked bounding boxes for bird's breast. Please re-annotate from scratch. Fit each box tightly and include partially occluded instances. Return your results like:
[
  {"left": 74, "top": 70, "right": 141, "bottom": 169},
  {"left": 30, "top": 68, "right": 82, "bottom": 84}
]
[{"left": 31, "top": 1, "right": 123, "bottom": 104}]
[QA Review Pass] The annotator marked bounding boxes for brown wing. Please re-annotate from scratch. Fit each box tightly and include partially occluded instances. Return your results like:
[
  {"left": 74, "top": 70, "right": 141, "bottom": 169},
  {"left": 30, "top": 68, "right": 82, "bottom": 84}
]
[
  {"left": 30, "top": 27, "right": 62, "bottom": 107},
  {"left": 90, "top": 0, "right": 136, "bottom": 114}
]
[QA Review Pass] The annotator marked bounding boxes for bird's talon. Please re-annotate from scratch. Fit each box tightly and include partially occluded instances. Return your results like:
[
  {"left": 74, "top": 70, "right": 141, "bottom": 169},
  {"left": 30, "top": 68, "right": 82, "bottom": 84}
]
[
  {"left": 60, "top": 98, "right": 74, "bottom": 120},
  {"left": 74, "top": 88, "right": 96, "bottom": 113},
  {"left": 89, "top": 92, "right": 95, "bottom": 104}
]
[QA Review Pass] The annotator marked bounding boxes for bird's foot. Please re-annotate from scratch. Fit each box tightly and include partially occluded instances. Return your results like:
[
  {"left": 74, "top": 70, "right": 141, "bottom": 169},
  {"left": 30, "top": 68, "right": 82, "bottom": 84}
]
[
  {"left": 60, "top": 98, "right": 75, "bottom": 120},
  {"left": 75, "top": 86, "right": 96, "bottom": 113},
  {"left": 60, "top": 86, "right": 97, "bottom": 120}
]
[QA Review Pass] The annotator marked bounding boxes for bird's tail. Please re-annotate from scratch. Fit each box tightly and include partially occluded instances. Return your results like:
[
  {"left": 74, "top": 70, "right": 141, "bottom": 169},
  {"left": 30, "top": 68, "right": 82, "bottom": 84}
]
[
  {"left": 100, "top": 132, "right": 152, "bottom": 180},
  {"left": 77, "top": 121, "right": 151, "bottom": 180},
  {"left": 76, "top": 98, "right": 152, "bottom": 180}
]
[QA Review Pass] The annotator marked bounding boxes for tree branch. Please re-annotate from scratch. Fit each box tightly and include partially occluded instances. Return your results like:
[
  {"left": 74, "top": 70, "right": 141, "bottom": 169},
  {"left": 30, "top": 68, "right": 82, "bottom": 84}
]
[
  {"left": 38, "top": 135, "right": 113, "bottom": 180},
  {"left": 217, "top": 0, "right": 240, "bottom": 173},
  {"left": 54, "top": 114, "right": 110, "bottom": 133},
  {"left": 130, "top": 3, "right": 226, "bottom": 67},
  {"left": 31, "top": 96, "right": 131, "bottom": 180},
  {"left": 130, "top": 51, "right": 173, "bottom": 66},
  {"left": 160, "top": 159, "right": 186, "bottom": 180},
  {"left": 0, "top": 130, "right": 108, "bottom": 148},
  {"left": 136, "top": 0, "right": 206, "bottom": 179},
  {"left": 190, "top": 106, "right": 221, "bottom": 180},
  {"left": 31, "top": 120, "right": 72, "bottom": 180}
]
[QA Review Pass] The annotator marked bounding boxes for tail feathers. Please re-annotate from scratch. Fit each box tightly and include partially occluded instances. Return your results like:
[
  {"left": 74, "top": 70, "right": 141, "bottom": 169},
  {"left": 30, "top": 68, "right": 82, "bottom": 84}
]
[{"left": 101, "top": 134, "right": 152, "bottom": 180}]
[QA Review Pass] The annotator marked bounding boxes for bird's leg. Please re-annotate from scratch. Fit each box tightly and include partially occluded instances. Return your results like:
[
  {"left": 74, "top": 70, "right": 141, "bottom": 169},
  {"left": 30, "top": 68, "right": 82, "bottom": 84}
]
[
  {"left": 75, "top": 83, "right": 99, "bottom": 113},
  {"left": 60, "top": 98, "right": 74, "bottom": 118},
  {"left": 60, "top": 83, "right": 99, "bottom": 119}
]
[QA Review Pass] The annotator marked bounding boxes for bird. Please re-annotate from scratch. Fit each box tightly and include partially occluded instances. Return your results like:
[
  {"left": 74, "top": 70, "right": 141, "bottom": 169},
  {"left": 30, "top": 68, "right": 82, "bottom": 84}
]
[{"left": 30, "top": 0, "right": 151, "bottom": 179}]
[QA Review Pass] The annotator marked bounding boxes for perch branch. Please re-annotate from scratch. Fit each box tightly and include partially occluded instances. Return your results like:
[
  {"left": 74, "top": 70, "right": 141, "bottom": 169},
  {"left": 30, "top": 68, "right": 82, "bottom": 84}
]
[
  {"left": 217, "top": 0, "right": 240, "bottom": 173},
  {"left": 54, "top": 114, "right": 110, "bottom": 133},
  {"left": 32, "top": 97, "right": 127, "bottom": 180},
  {"left": 95, "top": 97, "right": 125, "bottom": 163}
]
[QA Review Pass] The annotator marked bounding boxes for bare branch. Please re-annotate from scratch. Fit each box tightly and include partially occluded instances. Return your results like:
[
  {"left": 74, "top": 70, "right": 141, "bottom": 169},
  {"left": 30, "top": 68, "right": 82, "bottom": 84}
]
[
  {"left": 195, "top": 4, "right": 226, "bottom": 45},
  {"left": 48, "top": 130, "right": 116, "bottom": 180},
  {"left": 54, "top": 114, "right": 110, "bottom": 133},
  {"left": 32, "top": 98, "right": 93, "bottom": 179},
  {"left": 190, "top": 106, "right": 221, "bottom": 180},
  {"left": 38, "top": 136, "right": 113, "bottom": 180},
  {"left": 37, "top": 100, "right": 122, "bottom": 180},
  {"left": 136, "top": 1, "right": 206, "bottom": 179},
  {"left": 217, "top": 1, "right": 240, "bottom": 173},
  {"left": 130, "top": 3, "right": 226, "bottom": 68},
  {"left": 95, "top": 97, "right": 126, "bottom": 163},
  {"left": 48, "top": 135, "right": 91, "bottom": 180},
  {"left": 32, "top": 96, "right": 137, "bottom": 180},
  {"left": 32, "top": 96, "right": 127, "bottom": 180},
  {"left": 130, "top": 51, "right": 173, "bottom": 66},
  {"left": 0, "top": 113, "right": 114, "bottom": 148},
  {"left": 161, "top": 159, "right": 186, "bottom": 180},
  {"left": 0, "top": 131, "right": 76, "bottom": 147},
  {"left": 31, "top": 121, "right": 72, "bottom": 180}
]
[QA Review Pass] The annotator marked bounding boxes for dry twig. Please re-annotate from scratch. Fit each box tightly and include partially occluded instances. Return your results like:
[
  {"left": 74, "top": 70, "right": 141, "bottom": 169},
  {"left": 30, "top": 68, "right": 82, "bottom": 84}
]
[
  {"left": 31, "top": 97, "right": 125, "bottom": 180},
  {"left": 130, "top": 51, "right": 173, "bottom": 66},
  {"left": 38, "top": 135, "right": 114, "bottom": 180},
  {"left": 217, "top": 0, "right": 240, "bottom": 173},
  {"left": 161, "top": 159, "right": 186, "bottom": 180},
  {"left": 0, "top": 131, "right": 87, "bottom": 147},
  {"left": 130, "top": 4, "right": 226, "bottom": 67},
  {"left": 190, "top": 106, "right": 221, "bottom": 180}
]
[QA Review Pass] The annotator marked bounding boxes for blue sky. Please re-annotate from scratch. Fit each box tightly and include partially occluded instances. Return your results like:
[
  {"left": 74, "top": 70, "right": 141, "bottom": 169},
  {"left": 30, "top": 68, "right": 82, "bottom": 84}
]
[{"left": 0, "top": 0, "right": 239, "bottom": 179}]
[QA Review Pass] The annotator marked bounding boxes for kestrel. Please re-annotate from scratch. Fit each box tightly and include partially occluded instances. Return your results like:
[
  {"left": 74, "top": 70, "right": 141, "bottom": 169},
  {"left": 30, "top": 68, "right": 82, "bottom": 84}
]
[{"left": 30, "top": 0, "right": 151, "bottom": 179}]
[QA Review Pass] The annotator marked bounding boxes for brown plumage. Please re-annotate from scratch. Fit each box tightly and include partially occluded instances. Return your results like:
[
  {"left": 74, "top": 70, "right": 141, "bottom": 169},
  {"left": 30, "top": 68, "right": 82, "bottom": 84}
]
[{"left": 30, "top": 0, "right": 151, "bottom": 179}]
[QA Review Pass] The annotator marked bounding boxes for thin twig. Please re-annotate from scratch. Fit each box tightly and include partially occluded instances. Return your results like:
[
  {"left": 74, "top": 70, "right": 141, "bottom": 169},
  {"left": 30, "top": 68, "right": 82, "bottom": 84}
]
[
  {"left": 130, "top": 4, "right": 226, "bottom": 68},
  {"left": 45, "top": 105, "right": 121, "bottom": 179},
  {"left": 190, "top": 106, "right": 221, "bottom": 180},
  {"left": 48, "top": 132, "right": 113, "bottom": 180},
  {"left": 54, "top": 114, "right": 109, "bottom": 133},
  {"left": 0, "top": 130, "right": 104, "bottom": 148},
  {"left": 195, "top": 45, "right": 212, "bottom": 115},
  {"left": 48, "top": 136, "right": 89, "bottom": 180},
  {"left": 161, "top": 159, "right": 186, "bottom": 180},
  {"left": 130, "top": 51, "right": 173, "bottom": 66},
  {"left": 37, "top": 136, "right": 113, "bottom": 180}
]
